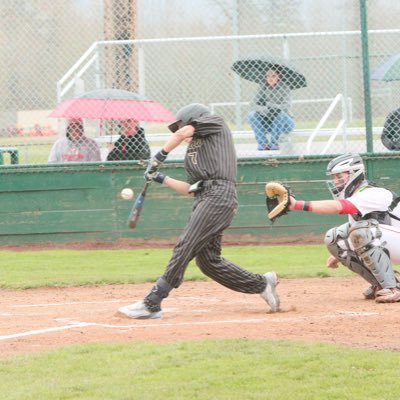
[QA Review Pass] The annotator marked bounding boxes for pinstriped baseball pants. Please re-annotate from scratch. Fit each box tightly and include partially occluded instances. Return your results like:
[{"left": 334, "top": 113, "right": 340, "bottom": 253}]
[{"left": 161, "top": 180, "right": 267, "bottom": 294}]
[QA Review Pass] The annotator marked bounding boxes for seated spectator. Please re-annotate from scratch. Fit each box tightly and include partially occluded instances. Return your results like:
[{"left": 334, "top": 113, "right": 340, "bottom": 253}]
[
  {"left": 248, "top": 67, "right": 295, "bottom": 151},
  {"left": 106, "top": 119, "right": 151, "bottom": 161},
  {"left": 48, "top": 119, "right": 101, "bottom": 163},
  {"left": 381, "top": 107, "right": 400, "bottom": 151}
]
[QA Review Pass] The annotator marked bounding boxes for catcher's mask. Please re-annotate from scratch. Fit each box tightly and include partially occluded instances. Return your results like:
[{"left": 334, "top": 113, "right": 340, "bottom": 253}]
[
  {"left": 326, "top": 153, "right": 365, "bottom": 199},
  {"left": 168, "top": 103, "right": 211, "bottom": 133}
]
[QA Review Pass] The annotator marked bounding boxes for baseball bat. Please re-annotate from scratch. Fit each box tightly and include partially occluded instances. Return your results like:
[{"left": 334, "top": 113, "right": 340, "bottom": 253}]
[{"left": 127, "top": 181, "right": 151, "bottom": 229}]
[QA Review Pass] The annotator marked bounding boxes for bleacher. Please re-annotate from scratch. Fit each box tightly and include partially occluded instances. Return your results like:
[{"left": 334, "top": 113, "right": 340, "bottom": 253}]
[{"left": 95, "top": 126, "right": 387, "bottom": 162}]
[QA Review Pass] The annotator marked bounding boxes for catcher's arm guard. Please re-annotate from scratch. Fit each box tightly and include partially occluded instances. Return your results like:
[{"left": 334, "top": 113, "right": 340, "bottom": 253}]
[{"left": 265, "top": 181, "right": 292, "bottom": 222}]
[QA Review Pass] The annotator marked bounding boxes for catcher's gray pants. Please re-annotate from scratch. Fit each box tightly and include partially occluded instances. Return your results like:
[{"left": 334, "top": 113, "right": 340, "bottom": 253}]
[
  {"left": 324, "top": 220, "right": 398, "bottom": 289},
  {"left": 147, "top": 180, "right": 266, "bottom": 304}
]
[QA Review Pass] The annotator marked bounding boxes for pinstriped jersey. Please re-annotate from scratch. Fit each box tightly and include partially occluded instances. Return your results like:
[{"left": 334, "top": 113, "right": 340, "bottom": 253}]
[{"left": 184, "top": 115, "right": 237, "bottom": 184}]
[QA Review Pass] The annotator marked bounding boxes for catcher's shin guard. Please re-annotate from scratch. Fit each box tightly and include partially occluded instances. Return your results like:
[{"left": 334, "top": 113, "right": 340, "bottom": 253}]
[
  {"left": 348, "top": 219, "right": 397, "bottom": 289},
  {"left": 324, "top": 223, "right": 378, "bottom": 286}
]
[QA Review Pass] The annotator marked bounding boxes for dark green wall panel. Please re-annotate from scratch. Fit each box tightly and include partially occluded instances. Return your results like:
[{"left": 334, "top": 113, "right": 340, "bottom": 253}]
[{"left": 0, "top": 154, "right": 399, "bottom": 245}]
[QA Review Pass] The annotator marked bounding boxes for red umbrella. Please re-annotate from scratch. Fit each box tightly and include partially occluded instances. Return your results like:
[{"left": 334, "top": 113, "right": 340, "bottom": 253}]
[{"left": 49, "top": 88, "right": 175, "bottom": 122}]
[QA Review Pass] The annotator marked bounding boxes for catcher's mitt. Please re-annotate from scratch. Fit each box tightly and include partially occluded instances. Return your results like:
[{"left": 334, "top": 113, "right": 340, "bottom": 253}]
[{"left": 265, "top": 181, "right": 292, "bottom": 222}]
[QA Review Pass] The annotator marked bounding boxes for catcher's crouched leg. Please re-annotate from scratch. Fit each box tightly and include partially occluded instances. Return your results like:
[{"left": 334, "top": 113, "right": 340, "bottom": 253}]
[
  {"left": 324, "top": 223, "right": 381, "bottom": 298},
  {"left": 348, "top": 220, "right": 398, "bottom": 297}
]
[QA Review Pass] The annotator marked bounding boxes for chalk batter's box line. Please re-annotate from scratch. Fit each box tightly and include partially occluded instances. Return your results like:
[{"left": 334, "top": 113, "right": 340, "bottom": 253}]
[{"left": 0, "top": 311, "right": 379, "bottom": 341}]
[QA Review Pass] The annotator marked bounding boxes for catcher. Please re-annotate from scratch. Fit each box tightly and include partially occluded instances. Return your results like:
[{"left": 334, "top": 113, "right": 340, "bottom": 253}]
[{"left": 265, "top": 153, "right": 400, "bottom": 303}]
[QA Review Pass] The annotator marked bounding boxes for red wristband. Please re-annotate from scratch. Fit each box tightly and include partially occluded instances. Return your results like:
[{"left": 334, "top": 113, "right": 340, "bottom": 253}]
[
  {"left": 294, "top": 200, "right": 312, "bottom": 211},
  {"left": 294, "top": 200, "right": 304, "bottom": 210}
]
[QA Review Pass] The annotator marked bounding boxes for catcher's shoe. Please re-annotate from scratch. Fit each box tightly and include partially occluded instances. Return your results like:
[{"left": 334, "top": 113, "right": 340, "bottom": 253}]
[
  {"left": 395, "top": 270, "right": 400, "bottom": 284},
  {"left": 118, "top": 300, "right": 162, "bottom": 319},
  {"left": 362, "top": 285, "right": 381, "bottom": 300},
  {"left": 375, "top": 288, "right": 400, "bottom": 303},
  {"left": 260, "top": 272, "right": 280, "bottom": 312}
]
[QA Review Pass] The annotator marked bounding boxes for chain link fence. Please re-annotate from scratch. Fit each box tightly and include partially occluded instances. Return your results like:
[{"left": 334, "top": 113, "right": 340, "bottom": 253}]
[{"left": 1, "top": 0, "right": 399, "bottom": 165}]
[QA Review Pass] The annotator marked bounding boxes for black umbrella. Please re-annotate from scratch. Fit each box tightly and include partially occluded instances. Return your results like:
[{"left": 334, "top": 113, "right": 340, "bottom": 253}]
[{"left": 231, "top": 56, "right": 307, "bottom": 90}]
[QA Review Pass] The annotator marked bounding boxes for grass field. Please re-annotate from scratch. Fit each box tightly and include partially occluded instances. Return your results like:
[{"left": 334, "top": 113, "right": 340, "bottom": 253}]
[
  {"left": 1, "top": 244, "right": 399, "bottom": 400},
  {"left": 0, "top": 245, "right": 351, "bottom": 289}
]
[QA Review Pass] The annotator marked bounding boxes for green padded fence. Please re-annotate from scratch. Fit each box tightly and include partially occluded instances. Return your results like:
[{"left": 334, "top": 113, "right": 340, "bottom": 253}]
[{"left": 0, "top": 154, "right": 399, "bottom": 246}]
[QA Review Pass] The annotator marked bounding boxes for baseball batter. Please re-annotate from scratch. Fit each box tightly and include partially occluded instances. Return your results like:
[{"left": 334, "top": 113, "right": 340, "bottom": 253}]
[
  {"left": 118, "top": 103, "right": 279, "bottom": 319},
  {"left": 289, "top": 153, "right": 400, "bottom": 303}
]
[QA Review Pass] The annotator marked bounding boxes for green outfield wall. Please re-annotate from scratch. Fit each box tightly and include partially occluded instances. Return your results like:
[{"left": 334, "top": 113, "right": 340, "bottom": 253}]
[{"left": 1, "top": 154, "right": 399, "bottom": 246}]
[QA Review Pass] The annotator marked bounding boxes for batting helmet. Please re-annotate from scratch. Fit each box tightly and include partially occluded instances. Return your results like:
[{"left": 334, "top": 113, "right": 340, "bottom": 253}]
[
  {"left": 168, "top": 103, "right": 211, "bottom": 133},
  {"left": 326, "top": 153, "right": 366, "bottom": 199}
]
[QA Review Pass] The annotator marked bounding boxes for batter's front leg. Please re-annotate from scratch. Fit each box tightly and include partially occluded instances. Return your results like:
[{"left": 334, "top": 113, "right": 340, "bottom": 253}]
[{"left": 195, "top": 235, "right": 266, "bottom": 294}]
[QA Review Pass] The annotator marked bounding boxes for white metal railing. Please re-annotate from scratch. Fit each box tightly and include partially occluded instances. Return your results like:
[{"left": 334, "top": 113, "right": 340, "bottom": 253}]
[
  {"left": 210, "top": 95, "right": 352, "bottom": 154},
  {"left": 57, "top": 43, "right": 99, "bottom": 102},
  {"left": 56, "top": 28, "right": 400, "bottom": 105},
  {"left": 305, "top": 94, "right": 350, "bottom": 154},
  {"left": 209, "top": 97, "right": 342, "bottom": 113}
]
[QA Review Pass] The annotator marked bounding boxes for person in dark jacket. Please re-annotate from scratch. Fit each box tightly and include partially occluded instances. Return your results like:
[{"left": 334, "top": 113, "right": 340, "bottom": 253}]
[
  {"left": 381, "top": 107, "right": 400, "bottom": 151},
  {"left": 107, "top": 119, "right": 151, "bottom": 161}
]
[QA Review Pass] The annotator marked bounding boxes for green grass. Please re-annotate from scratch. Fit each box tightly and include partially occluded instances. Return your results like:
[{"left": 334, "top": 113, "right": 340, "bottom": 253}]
[
  {"left": 1, "top": 340, "right": 400, "bottom": 399},
  {"left": 0, "top": 245, "right": 352, "bottom": 289}
]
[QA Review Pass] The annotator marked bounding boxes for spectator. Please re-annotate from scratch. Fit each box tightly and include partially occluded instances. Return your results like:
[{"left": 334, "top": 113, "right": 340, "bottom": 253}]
[
  {"left": 381, "top": 107, "right": 400, "bottom": 150},
  {"left": 107, "top": 119, "right": 151, "bottom": 161},
  {"left": 48, "top": 119, "right": 101, "bottom": 163},
  {"left": 29, "top": 123, "right": 43, "bottom": 137},
  {"left": 248, "top": 68, "right": 295, "bottom": 151}
]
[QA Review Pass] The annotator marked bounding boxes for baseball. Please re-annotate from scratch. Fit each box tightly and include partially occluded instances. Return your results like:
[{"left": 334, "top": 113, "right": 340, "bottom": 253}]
[{"left": 120, "top": 188, "right": 134, "bottom": 200}]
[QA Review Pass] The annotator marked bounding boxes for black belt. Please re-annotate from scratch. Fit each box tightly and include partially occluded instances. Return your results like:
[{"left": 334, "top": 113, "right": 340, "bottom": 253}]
[
  {"left": 189, "top": 179, "right": 235, "bottom": 195},
  {"left": 202, "top": 179, "right": 234, "bottom": 188}
]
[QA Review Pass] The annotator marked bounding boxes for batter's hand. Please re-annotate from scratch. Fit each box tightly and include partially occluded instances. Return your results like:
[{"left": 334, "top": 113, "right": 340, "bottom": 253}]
[
  {"left": 288, "top": 196, "right": 297, "bottom": 210},
  {"left": 144, "top": 171, "right": 166, "bottom": 184},
  {"left": 326, "top": 255, "right": 340, "bottom": 268},
  {"left": 145, "top": 150, "right": 169, "bottom": 177}
]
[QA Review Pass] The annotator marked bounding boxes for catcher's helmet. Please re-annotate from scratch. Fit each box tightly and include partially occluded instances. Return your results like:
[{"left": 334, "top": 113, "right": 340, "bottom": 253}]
[
  {"left": 326, "top": 153, "right": 366, "bottom": 199},
  {"left": 168, "top": 103, "right": 211, "bottom": 133}
]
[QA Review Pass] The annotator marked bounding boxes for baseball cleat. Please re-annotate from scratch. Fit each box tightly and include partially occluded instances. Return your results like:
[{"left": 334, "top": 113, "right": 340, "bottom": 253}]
[
  {"left": 118, "top": 300, "right": 162, "bottom": 319},
  {"left": 362, "top": 285, "right": 381, "bottom": 300},
  {"left": 375, "top": 287, "right": 400, "bottom": 303},
  {"left": 260, "top": 271, "right": 280, "bottom": 312}
]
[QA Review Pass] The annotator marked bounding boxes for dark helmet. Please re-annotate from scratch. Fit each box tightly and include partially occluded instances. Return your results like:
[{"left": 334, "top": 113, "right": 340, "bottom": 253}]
[
  {"left": 326, "top": 153, "right": 366, "bottom": 199},
  {"left": 168, "top": 103, "right": 211, "bottom": 133}
]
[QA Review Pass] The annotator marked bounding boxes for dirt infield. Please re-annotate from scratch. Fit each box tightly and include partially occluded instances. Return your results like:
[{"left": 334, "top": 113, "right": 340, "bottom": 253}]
[{"left": 2, "top": 277, "right": 400, "bottom": 358}]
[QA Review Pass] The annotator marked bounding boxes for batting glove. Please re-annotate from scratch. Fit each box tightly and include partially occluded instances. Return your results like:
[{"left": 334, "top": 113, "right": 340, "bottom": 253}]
[
  {"left": 145, "top": 149, "right": 169, "bottom": 176},
  {"left": 144, "top": 171, "right": 167, "bottom": 184}
]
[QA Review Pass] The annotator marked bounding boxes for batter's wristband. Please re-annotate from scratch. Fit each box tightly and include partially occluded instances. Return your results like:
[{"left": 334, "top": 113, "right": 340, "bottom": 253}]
[
  {"left": 155, "top": 149, "right": 169, "bottom": 162},
  {"left": 153, "top": 172, "right": 167, "bottom": 184}
]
